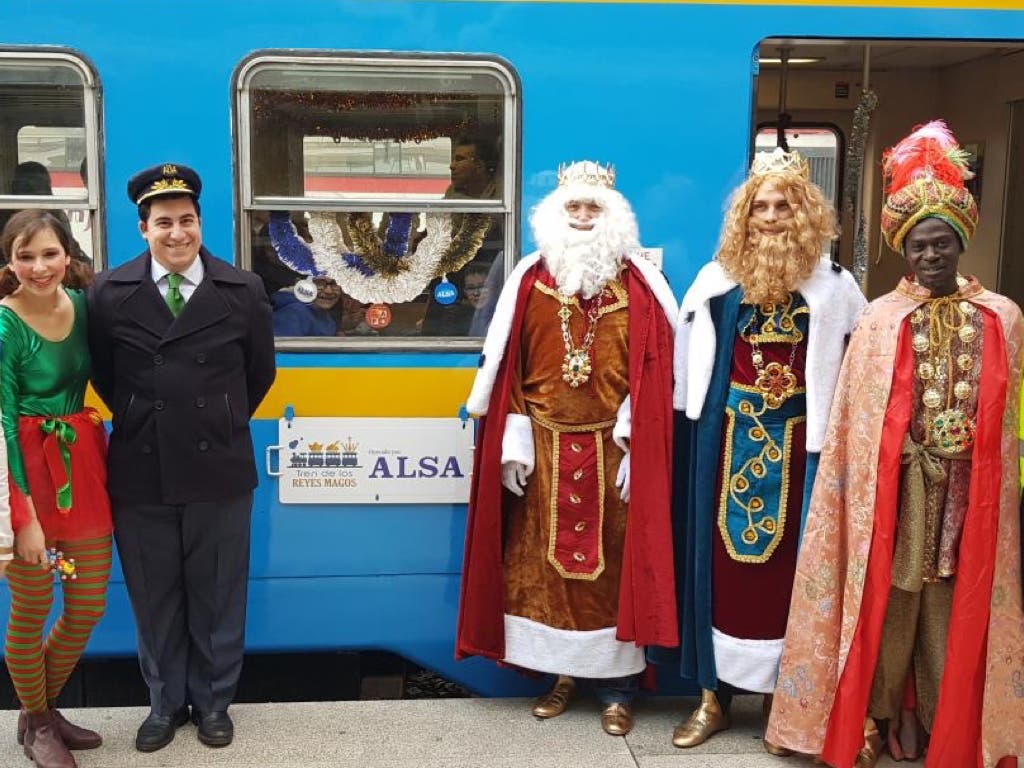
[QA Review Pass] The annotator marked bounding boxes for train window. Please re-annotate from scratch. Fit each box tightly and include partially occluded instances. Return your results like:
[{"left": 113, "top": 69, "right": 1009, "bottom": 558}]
[
  {"left": 234, "top": 54, "right": 519, "bottom": 350},
  {"left": 755, "top": 125, "right": 843, "bottom": 208},
  {"left": 0, "top": 52, "right": 103, "bottom": 266}
]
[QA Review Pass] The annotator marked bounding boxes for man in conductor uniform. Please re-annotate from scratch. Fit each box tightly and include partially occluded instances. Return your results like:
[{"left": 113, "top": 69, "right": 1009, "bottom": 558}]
[{"left": 88, "top": 164, "right": 275, "bottom": 751}]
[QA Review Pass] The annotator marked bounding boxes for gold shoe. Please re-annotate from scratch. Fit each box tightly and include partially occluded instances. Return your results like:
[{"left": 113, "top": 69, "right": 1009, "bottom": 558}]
[
  {"left": 531, "top": 675, "right": 575, "bottom": 718},
  {"left": 855, "top": 719, "right": 883, "bottom": 768},
  {"left": 601, "top": 703, "right": 634, "bottom": 736},
  {"left": 763, "top": 737, "right": 794, "bottom": 757},
  {"left": 672, "top": 689, "right": 731, "bottom": 748}
]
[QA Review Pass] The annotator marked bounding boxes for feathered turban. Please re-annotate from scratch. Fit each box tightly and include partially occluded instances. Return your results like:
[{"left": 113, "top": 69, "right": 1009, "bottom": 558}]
[{"left": 881, "top": 120, "right": 978, "bottom": 253}]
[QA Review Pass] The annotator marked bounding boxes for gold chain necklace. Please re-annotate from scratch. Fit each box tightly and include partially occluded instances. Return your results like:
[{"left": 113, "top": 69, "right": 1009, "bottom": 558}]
[
  {"left": 743, "top": 301, "right": 801, "bottom": 410},
  {"left": 910, "top": 295, "right": 978, "bottom": 451},
  {"left": 558, "top": 295, "right": 601, "bottom": 388}
]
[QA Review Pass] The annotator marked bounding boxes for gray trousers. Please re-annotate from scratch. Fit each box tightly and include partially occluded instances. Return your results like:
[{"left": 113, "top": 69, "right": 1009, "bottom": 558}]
[{"left": 114, "top": 492, "right": 253, "bottom": 716}]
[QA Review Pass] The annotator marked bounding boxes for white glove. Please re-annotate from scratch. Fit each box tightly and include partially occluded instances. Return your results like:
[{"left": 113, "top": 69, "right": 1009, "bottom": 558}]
[
  {"left": 615, "top": 452, "right": 631, "bottom": 502},
  {"left": 502, "top": 461, "right": 529, "bottom": 496}
]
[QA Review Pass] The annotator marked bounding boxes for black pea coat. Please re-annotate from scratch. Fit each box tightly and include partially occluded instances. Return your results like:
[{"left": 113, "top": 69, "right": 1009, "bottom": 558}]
[{"left": 88, "top": 247, "right": 276, "bottom": 505}]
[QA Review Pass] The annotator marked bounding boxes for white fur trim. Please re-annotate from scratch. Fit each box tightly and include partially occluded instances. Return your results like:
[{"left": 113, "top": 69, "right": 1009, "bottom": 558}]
[
  {"left": 675, "top": 257, "right": 866, "bottom": 452},
  {"left": 612, "top": 396, "right": 631, "bottom": 452},
  {"left": 503, "top": 614, "right": 646, "bottom": 678},
  {"left": 711, "top": 627, "right": 784, "bottom": 694},
  {"left": 501, "top": 413, "right": 535, "bottom": 475},
  {"left": 466, "top": 252, "right": 676, "bottom": 417},
  {"left": 466, "top": 253, "right": 542, "bottom": 415}
]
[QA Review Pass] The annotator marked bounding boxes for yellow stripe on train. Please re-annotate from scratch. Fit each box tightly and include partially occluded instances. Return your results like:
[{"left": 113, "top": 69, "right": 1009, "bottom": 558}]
[{"left": 87, "top": 369, "right": 477, "bottom": 421}]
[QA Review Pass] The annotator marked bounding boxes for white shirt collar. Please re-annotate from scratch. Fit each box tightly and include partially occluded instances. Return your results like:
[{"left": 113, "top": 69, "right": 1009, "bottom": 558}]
[{"left": 151, "top": 252, "right": 205, "bottom": 286}]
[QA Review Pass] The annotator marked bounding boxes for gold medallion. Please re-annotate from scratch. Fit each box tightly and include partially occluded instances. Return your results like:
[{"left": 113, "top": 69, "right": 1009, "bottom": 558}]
[
  {"left": 958, "top": 324, "right": 977, "bottom": 343},
  {"left": 954, "top": 381, "right": 973, "bottom": 401},
  {"left": 960, "top": 301, "right": 975, "bottom": 316},
  {"left": 562, "top": 350, "right": 592, "bottom": 388},
  {"left": 912, "top": 334, "right": 929, "bottom": 352},
  {"left": 932, "top": 408, "right": 976, "bottom": 453},
  {"left": 922, "top": 388, "right": 943, "bottom": 409},
  {"left": 917, "top": 362, "right": 935, "bottom": 380},
  {"left": 957, "top": 353, "right": 973, "bottom": 372},
  {"left": 910, "top": 309, "right": 924, "bottom": 325}
]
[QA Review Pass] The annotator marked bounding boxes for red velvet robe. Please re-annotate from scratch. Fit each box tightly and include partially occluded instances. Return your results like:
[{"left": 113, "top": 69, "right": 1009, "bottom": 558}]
[{"left": 456, "top": 261, "right": 678, "bottom": 662}]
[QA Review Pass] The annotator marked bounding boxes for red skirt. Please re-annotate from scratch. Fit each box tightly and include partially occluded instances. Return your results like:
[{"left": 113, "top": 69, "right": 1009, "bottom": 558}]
[{"left": 10, "top": 408, "right": 112, "bottom": 541}]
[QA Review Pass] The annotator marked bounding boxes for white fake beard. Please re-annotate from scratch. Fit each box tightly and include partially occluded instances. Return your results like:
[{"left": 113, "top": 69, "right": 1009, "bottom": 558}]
[{"left": 538, "top": 222, "right": 624, "bottom": 299}]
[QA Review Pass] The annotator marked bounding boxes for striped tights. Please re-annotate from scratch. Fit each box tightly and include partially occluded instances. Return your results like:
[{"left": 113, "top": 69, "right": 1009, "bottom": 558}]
[{"left": 4, "top": 535, "right": 112, "bottom": 712}]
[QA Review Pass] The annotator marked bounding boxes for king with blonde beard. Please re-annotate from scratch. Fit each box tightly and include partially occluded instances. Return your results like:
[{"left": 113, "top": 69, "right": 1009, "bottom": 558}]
[
  {"left": 650, "top": 149, "right": 866, "bottom": 755},
  {"left": 456, "top": 162, "right": 679, "bottom": 736}
]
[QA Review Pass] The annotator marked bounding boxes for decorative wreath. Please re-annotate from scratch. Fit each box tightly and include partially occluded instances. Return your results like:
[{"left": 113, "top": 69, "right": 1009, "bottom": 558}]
[{"left": 268, "top": 210, "right": 491, "bottom": 304}]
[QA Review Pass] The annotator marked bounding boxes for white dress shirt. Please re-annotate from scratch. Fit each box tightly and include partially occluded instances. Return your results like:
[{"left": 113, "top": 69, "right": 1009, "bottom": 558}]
[{"left": 151, "top": 254, "right": 205, "bottom": 303}]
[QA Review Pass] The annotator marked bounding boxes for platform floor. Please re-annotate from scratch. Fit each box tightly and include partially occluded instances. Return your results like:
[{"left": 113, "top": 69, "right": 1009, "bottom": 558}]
[{"left": 0, "top": 695, "right": 907, "bottom": 767}]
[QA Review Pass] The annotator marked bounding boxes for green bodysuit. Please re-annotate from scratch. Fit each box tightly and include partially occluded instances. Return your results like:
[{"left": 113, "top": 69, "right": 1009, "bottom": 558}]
[{"left": 0, "top": 289, "right": 89, "bottom": 496}]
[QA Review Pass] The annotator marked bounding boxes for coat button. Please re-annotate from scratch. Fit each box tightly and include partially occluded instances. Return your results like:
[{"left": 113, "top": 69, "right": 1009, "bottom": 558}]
[
  {"left": 196, "top": 353, "right": 207, "bottom": 364},
  {"left": 198, "top": 440, "right": 209, "bottom": 452},
  {"left": 573, "top": 552, "right": 586, "bottom": 562},
  {"left": 153, "top": 354, "right": 164, "bottom": 365},
  {"left": 195, "top": 397, "right": 206, "bottom": 408},
  {"left": 141, "top": 444, "right": 153, "bottom": 455},
  {"left": 153, "top": 400, "right": 165, "bottom": 411},
  {"left": 570, "top": 442, "right": 582, "bottom": 453}
]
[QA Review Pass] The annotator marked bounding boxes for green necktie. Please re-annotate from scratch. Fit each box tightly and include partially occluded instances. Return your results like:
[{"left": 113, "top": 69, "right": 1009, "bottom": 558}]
[{"left": 165, "top": 272, "right": 185, "bottom": 317}]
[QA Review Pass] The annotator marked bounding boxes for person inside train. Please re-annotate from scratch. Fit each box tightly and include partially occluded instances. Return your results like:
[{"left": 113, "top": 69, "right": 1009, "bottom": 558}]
[
  {"left": 272, "top": 275, "right": 345, "bottom": 336},
  {"left": 456, "top": 160, "right": 678, "bottom": 736},
  {"left": 0, "top": 209, "right": 111, "bottom": 768},
  {"left": 0, "top": 163, "right": 88, "bottom": 265},
  {"left": 767, "top": 120, "right": 1024, "bottom": 768}
]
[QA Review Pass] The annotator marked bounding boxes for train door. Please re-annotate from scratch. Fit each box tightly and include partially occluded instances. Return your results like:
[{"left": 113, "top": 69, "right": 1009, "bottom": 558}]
[{"left": 753, "top": 39, "right": 1024, "bottom": 304}]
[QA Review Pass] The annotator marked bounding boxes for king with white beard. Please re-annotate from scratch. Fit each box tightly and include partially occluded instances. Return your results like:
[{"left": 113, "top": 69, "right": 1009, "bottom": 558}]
[{"left": 456, "top": 162, "right": 679, "bottom": 736}]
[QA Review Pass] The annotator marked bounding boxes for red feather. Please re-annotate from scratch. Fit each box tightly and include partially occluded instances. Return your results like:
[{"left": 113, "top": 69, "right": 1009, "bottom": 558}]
[{"left": 883, "top": 120, "right": 971, "bottom": 196}]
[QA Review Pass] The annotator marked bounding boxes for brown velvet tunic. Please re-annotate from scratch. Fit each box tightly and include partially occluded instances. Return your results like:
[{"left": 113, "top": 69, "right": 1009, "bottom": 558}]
[{"left": 503, "top": 275, "right": 630, "bottom": 632}]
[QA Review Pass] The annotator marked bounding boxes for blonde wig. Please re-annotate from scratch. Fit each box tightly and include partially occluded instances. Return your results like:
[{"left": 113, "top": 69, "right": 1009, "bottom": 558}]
[{"left": 715, "top": 172, "right": 837, "bottom": 306}]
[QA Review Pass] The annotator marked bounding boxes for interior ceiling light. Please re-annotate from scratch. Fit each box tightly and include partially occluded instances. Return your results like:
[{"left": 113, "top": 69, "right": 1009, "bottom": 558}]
[{"left": 759, "top": 57, "right": 824, "bottom": 65}]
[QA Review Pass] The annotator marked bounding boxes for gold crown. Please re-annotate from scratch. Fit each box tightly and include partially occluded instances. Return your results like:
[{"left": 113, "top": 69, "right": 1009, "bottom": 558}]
[
  {"left": 342, "top": 437, "right": 358, "bottom": 453},
  {"left": 308, "top": 441, "right": 324, "bottom": 453},
  {"left": 750, "top": 148, "right": 810, "bottom": 179},
  {"left": 325, "top": 442, "right": 341, "bottom": 452},
  {"left": 557, "top": 161, "right": 616, "bottom": 189}
]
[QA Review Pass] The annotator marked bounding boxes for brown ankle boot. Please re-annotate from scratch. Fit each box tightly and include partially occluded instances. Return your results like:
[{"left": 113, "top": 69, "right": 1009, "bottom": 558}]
[
  {"left": 18, "top": 709, "right": 102, "bottom": 750},
  {"left": 22, "top": 711, "right": 76, "bottom": 768}
]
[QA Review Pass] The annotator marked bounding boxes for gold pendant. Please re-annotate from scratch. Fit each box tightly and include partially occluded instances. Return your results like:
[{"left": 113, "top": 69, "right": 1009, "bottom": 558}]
[
  {"left": 954, "top": 381, "right": 973, "bottom": 401},
  {"left": 922, "top": 387, "right": 943, "bottom": 409},
  {"left": 912, "top": 333, "right": 930, "bottom": 352},
  {"left": 932, "top": 408, "right": 975, "bottom": 452},
  {"left": 917, "top": 362, "right": 935, "bottom": 380},
  {"left": 754, "top": 362, "right": 798, "bottom": 409},
  {"left": 562, "top": 349, "right": 592, "bottom": 387},
  {"left": 958, "top": 324, "right": 977, "bottom": 343},
  {"left": 957, "top": 353, "right": 974, "bottom": 372}
]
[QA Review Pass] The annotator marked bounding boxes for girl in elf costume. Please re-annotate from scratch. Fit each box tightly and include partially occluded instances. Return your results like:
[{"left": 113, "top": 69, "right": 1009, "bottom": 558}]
[{"left": 0, "top": 209, "right": 112, "bottom": 768}]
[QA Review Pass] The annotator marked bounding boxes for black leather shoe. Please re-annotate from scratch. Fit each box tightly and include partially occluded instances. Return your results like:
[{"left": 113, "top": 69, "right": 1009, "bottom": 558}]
[
  {"left": 192, "top": 710, "right": 233, "bottom": 747},
  {"left": 135, "top": 706, "right": 189, "bottom": 752}
]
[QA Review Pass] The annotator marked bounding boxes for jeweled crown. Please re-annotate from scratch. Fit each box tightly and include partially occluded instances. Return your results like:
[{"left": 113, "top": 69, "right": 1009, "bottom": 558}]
[
  {"left": 750, "top": 147, "right": 810, "bottom": 179},
  {"left": 557, "top": 161, "right": 616, "bottom": 189}
]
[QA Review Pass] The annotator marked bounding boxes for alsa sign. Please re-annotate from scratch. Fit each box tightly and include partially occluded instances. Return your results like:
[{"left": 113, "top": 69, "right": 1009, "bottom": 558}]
[{"left": 268, "top": 417, "right": 474, "bottom": 504}]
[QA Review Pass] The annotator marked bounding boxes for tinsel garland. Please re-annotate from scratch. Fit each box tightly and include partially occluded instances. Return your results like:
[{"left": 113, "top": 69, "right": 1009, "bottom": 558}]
[
  {"left": 268, "top": 212, "right": 324, "bottom": 277},
  {"left": 430, "top": 213, "right": 491, "bottom": 276},
  {"left": 344, "top": 212, "right": 412, "bottom": 276},
  {"left": 843, "top": 89, "right": 879, "bottom": 284},
  {"left": 267, "top": 211, "right": 489, "bottom": 305}
]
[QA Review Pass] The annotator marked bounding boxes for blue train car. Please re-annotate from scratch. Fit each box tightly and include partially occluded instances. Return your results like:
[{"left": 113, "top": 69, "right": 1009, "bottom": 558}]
[{"left": 0, "top": 0, "right": 1022, "bottom": 695}]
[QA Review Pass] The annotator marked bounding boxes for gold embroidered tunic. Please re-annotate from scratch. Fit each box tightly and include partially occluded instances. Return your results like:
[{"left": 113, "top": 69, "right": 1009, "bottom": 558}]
[{"left": 503, "top": 277, "right": 629, "bottom": 635}]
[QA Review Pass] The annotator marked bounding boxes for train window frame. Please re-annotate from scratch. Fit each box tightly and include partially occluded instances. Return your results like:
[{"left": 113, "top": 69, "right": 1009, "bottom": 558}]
[
  {"left": 753, "top": 122, "right": 845, "bottom": 212},
  {"left": 232, "top": 51, "right": 521, "bottom": 352},
  {"left": 0, "top": 49, "right": 105, "bottom": 268}
]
